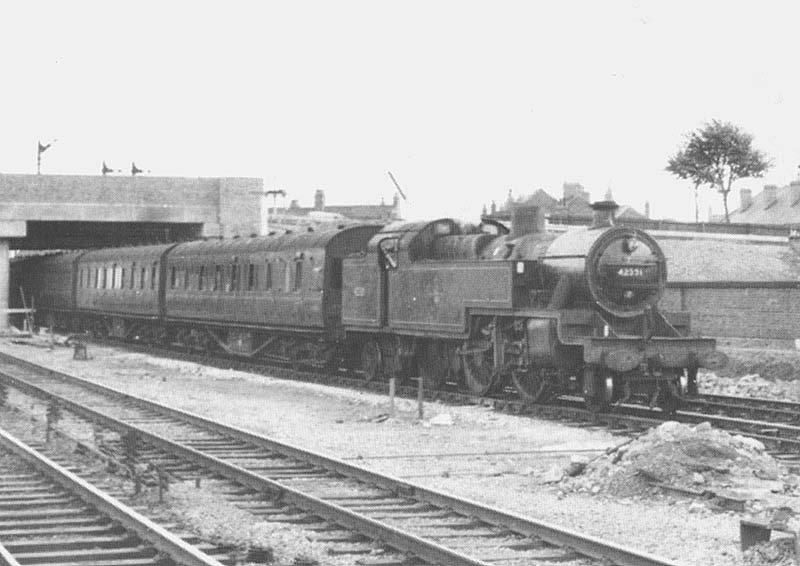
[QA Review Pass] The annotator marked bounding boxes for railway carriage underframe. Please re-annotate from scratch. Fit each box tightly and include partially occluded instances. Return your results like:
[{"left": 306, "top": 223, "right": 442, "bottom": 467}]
[{"left": 39, "top": 309, "right": 699, "bottom": 417}]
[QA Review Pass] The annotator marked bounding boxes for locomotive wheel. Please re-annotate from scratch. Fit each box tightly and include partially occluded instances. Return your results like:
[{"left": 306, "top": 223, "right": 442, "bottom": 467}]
[
  {"left": 462, "top": 344, "right": 497, "bottom": 396},
  {"left": 359, "top": 339, "right": 382, "bottom": 383},
  {"left": 583, "top": 366, "right": 613, "bottom": 412},
  {"left": 419, "top": 340, "right": 451, "bottom": 391},
  {"left": 512, "top": 368, "right": 552, "bottom": 403}
]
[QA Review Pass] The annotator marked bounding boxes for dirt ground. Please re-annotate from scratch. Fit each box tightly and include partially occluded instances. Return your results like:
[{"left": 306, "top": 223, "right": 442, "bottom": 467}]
[{"left": 2, "top": 337, "right": 798, "bottom": 566}]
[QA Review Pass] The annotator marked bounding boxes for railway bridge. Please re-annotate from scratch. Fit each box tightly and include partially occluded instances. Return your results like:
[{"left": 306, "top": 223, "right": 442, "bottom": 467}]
[{"left": 0, "top": 172, "right": 262, "bottom": 329}]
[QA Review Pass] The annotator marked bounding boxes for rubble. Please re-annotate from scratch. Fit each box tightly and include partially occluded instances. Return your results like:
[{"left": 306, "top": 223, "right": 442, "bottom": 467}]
[
  {"left": 559, "top": 421, "right": 783, "bottom": 501},
  {"left": 742, "top": 537, "right": 797, "bottom": 566}
]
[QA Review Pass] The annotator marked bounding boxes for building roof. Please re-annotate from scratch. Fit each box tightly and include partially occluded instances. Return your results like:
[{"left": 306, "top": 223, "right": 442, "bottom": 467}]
[
  {"left": 497, "top": 188, "right": 645, "bottom": 220},
  {"left": 728, "top": 182, "right": 800, "bottom": 225},
  {"left": 516, "top": 189, "right": 559, "bottom": 210}
]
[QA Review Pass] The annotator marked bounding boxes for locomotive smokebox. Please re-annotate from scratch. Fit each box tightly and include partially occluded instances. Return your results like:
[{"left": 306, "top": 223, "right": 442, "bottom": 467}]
[
  {"left": 509, "top": 206, "right": 544, "bottom": 239},
  {"left": 590, "top": 200, "right": 619, "bottom": 229}
]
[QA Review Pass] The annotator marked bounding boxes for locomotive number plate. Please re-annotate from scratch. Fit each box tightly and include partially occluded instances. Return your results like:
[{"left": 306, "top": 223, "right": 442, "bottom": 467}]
[{"left": 617, "top": 267, "right": 646, "bottom": 277}]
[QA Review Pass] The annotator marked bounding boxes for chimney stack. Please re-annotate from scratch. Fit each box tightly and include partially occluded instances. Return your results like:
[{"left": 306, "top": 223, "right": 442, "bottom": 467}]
[
  {"left": 763, "top": 184, "right": 778, "bottom": 204},
  {"left": 740, "top": 188, "right": 753, "bottom": 209},
  {"left": 314, "top": 189, "right": 325, "bottom": 211},
  {"left": 590, "top": 200, "right": 618, "bottom": 229}
]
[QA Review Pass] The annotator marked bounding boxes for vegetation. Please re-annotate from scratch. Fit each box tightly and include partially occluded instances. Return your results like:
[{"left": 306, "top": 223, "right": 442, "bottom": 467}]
[{"left": 667, "top": 120, "right": 771, "bottom": 223}]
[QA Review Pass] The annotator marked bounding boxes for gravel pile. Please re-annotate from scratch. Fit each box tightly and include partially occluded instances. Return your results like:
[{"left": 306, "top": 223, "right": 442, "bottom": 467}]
[{"left": 559, "top": 421, "right": 781, "bottom": 499}]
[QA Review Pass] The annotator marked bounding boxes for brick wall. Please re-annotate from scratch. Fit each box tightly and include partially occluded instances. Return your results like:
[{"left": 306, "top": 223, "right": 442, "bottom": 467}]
[{"left": 663, "top": 283, "right": 800, "bottom": 341}]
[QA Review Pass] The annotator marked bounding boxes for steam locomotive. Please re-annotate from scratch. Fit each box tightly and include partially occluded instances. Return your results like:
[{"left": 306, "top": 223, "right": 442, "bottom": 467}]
[{"left": 12, "top": 201, "right": 724, "bottom": 413}]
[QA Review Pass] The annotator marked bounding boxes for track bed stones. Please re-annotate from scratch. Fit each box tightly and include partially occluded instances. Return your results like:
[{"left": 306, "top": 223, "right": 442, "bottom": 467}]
[
  {"left": 714, "top": 347, "right": 800, "bottom": 382},
  {"left": 164, "top": 482, "right": 352, "bottom": 566},
  {"left": 701, "top": 371, "right": 800, "bottom": 401}
]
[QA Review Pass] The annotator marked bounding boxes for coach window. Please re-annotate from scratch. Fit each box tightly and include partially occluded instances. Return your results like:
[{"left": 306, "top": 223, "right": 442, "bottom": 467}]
[
  {"left": 264, "top": 261, "right": 273, "bottom": 290},
  {"left": 198, "top": 266, "right": 205, "bottom": 290},
  {"left": 293, "top": 259, "right": 303, "bottom": 291},
  {"left": 130, "top": 263, "right": 136, "bottom": 289},
  {"left": 171, "top": 267, "right": 178, "bottom": 289},
  {"left": 282, "top": 260, "right": 291, "bottom": 292},
  {"left": 247, "top": 263, "right": 256, "bottom": 291},
  {"left": 184, "top": 268, "right": 190, "bottom": 290},
  {"left": 311, "top": 259, "right": 324, "bottom": 292},
  {"left": 120, "top": 267, "right": 126, "bottom": 289},
  {"left": 112, "top": 264, "right": 118, "bottom": 289},
  {"left": 151, "top": 262, "right": 158, "bottom": 290},
  {"left": 228, "top": 260, "right": 238, "bottom": 292},
  {"left": 213, "top": 265, "right": 221, "bottom": 291},
  {"left": 140, "top": 266, "right": 146, "bottom": 290}
]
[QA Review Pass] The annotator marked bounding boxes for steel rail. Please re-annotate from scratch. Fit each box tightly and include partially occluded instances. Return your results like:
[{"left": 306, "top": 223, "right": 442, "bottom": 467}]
[
  {"left": 0, "top": 543, "right": 22, "bottom": 566},
  {"left": 0, "top": 350, "right": 682, "bottom": 566},
  {"left": 0, "top": 367, "right": 507, "bottom": 566},
  {"left": 0, "top": 426, "right": 224, "bottom": 566}
]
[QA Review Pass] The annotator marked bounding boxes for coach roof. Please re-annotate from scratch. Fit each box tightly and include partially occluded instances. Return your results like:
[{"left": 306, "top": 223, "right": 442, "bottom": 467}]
[
  {"left": 169, "top": 225, "right": 382, "bottom": 258},
  {"left": 79, "top": 243, "right": 176, "bottom": 262}
]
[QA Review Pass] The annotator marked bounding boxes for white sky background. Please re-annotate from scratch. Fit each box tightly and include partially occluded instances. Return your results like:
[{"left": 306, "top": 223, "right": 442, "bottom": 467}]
[{"left": 1, "top": 1, "right": 799, "bottom": 222}]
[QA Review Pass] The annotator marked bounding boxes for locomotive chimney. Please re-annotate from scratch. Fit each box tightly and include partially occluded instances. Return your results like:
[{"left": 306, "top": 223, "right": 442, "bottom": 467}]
[
  {"left": 590, "top": 200, "right": 619, "bottom": 229},
  {"left": 509, "top": 206, "right": 544, "bottom": 238}
]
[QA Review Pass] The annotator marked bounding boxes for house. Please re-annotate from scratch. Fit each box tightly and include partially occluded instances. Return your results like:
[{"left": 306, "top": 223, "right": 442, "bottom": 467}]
[
  {"left": 486, "top": 183, "right": 646, "bottom": 222},
  {"left": 266, "top": 189, "right": 400, "bottom": 231},
  {"left": 726, "top": 182, "right": 800, "bottom": 226}
]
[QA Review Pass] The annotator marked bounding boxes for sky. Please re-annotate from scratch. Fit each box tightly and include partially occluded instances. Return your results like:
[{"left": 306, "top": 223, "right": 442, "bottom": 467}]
[{"left": 1, "top": 1, "right": 799, "bottom": 222}]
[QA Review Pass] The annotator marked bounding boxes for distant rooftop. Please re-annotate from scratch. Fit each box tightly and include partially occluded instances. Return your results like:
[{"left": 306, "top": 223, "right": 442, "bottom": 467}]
[{"left": 727, "top": 182, "right": 800, "bottom": 225}]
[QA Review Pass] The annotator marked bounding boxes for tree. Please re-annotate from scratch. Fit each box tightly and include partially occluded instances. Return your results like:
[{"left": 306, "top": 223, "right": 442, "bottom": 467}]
[
  {"left": 666, "top": 135, "right": 713, "bottom": 223},
  {"left": 666, "top": 120, "right": 771, "bottom": 223}
]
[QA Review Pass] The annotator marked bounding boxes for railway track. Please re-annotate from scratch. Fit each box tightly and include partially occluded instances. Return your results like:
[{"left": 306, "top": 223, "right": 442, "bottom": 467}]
[
  {"left": 0, "top": 349, "right": 681, "bottom": 566},
  {"left": 90, "top": 337, "right": 800, "bottom": 459},
  {"left": 0, "top": 425, "right": 228, "bottom": 566}
]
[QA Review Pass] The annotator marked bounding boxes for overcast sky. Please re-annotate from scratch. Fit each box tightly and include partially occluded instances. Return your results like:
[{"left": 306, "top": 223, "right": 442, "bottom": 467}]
[{"left": 2, "top": 1, "right": 799, "bottom": 222}]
